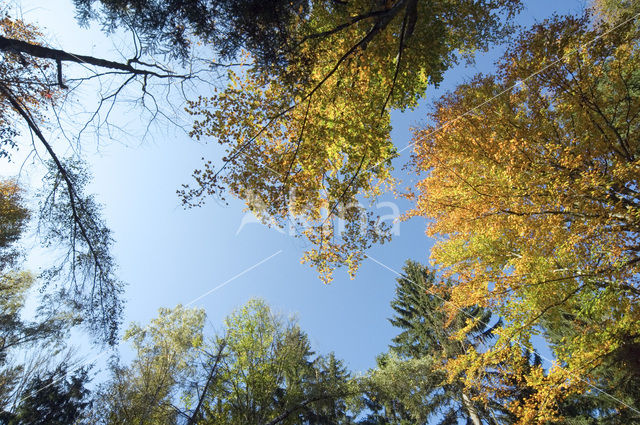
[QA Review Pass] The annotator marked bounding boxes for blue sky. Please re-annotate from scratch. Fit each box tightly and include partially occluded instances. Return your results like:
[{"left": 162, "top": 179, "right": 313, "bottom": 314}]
[{"left": 7, "top": 0, "right": 588, "bottom": 374}]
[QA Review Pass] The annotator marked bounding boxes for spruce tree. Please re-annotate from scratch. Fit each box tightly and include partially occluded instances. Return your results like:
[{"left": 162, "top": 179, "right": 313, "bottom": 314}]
[{"left": 363, "top": 261, "right": 503, "bottom": 425}]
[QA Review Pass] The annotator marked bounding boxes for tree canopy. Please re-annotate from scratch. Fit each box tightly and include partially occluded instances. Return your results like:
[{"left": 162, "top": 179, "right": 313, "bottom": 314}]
[
  {"left": 2, "top": 1, "right": 640, "bottom": 423},
  {"left": 0, "top": 6, "right": 124, "bottom": 344},
  {"left": 91, "top": 299, "right": 357, "bottom": 425},
  {"left": 362, "top": 261, "right": 519, "bottom": 425},
  {"left": 408, "top": 11, "right": 640, "bottom": 423},
  {"left": 182, "top": 0, "right": 522, "bottom": 282}
]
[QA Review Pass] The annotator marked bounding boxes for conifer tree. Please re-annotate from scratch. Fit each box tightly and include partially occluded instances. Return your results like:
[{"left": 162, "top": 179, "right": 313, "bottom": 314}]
[
  {"left": 363, "top": 261, "right": 503, "bottom": 425},
  {"left": 4, "top": 364, "right": 91, "bottom": 425}
]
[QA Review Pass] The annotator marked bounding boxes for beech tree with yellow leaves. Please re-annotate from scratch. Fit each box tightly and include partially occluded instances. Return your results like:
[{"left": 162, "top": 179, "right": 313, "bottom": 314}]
[
  {"left": 408, "top": 11, "right": 640, "bottom": 423},
  {"left": 182, "top": 0, "right": 522, "bottom": 282}
]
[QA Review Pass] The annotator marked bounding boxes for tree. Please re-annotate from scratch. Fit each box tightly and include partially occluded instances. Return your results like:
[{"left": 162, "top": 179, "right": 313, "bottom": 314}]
[
  {"left": 197, "top": 299, "right": 356, "bottom": 425},
  {"left": 72, "top": 0, "right": 307, "bottom": 65},
  {"left": 8, "top": 1, "right": 521, "bottom": 286},
  {"left": 36, "top": 159, "right": 123, "bottom": 344},
  {"left": 3, "top": 363, "right": 91, "bottom": 425},
  {"left": 93, "top": 299, "right": 356, "bottom": 425},
  {"left": 593, "top": 0, "right": 640, "bottom": 25},
  {"left": 361, "top": 261, "right": 506, "bottom": 425},
  {"left": 542, "top": 304, "right": 640, "bottom": 424},
  {"left": 0, "top": 180, "right": 29, "bottom": 270},
  {"left": 0, "top": 270, "right": 71, "bottom": 404},
  {"left": 180, "top": 0, "right": 522, "bottom": 283},
  {"left": 91, "top": 305, "right": 206, "bottom": 424},
  {"left": 0, "top": 6, "right": 129, "bottom": 344},
  {"left": 408, "top": 11, "right": 640, "bottom": 423},
  {"left": 0, "top": 181, "right": 83, "bottom": 421},
  {"left": 0, "top": 8, "right": 59, "bottom": 160},
  {"left": 25, "top": 1, "right": 521, "bottom": 284}
]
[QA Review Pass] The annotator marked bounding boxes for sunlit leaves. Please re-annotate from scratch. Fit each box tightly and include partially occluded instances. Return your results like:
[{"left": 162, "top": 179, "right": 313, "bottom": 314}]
[
  {"left": 409, "top": 12, "right": 640, "bottom": 422},
  {"left": 0, "top": 180, "right": 29, "bottom": 269},
  {"left": 93, "top": 305, "right": 206, "bottom": 424},
  {"left": 183, "top": 0, "right": 521, "bottom": 282}
]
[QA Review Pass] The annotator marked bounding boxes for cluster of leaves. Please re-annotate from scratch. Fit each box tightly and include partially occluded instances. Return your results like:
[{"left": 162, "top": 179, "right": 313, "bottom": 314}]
[
  {"left": 27, "top": 259, "right": 632, "bottom": 424},
  {"left": 72, "top": 0, "right": 308, "bottom": 64},
  {"left": 182, "top": 0, "right": 522, "bottom": 282},
  {"left": 408, "top": 10, "right": 640, "bottom": 423},
  {"left": 0, "top": 7, "right": 58, "bottom": 159},
  {"left": 90, "top": 305, "right": 206, "bottom": 424},
  {"left": 0, "top": 180, "right": 29, "bottom": 268},
  {"left": 593, "top": 0, "right": 640, "bottom": 24},
  {"left": 361, "top": 261, "right": 640, "bottom": 425}
]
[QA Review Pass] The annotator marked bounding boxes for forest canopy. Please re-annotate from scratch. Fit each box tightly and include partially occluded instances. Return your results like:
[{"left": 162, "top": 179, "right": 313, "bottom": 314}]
[
  {"left": 0, "top": 0, "right": 638, "bottom": 423},
  {"left": 180, "top": 0, "right": 522, "bottom": 281}
]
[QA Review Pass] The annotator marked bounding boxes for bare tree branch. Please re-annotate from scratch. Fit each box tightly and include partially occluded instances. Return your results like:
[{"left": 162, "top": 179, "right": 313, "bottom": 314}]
[
  {"left": 0, "top": 83, "right": 103, "bottom": 277},
  {"left": 0, "top": 35, "right": 184, "bottom": 78}
]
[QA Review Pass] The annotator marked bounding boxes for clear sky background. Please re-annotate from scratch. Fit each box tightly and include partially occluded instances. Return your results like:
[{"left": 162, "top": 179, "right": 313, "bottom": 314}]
[{"left": 6, "top": 0, "right": 588, "bottom": 375}]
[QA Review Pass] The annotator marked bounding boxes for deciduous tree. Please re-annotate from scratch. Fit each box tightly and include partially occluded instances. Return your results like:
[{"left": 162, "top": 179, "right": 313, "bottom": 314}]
[
  {"left": 93, "top": 299, "right": 357, "bottom": 425},
  {"left": 0, "top": 181, "right": 84, "bottom": 421},
  {"left": 182, "top": 0, "right": 522, "bottom": 282},
  {"left": 197, "top": 299, "right": 356, "bottom": 425},
  {"left": 0, "top": 7, "right": 125, "bottom": 343},
  {"left": 91, "top": 305, "right": 206, "bottom": 425},
  {"left": 408, "top": 11, "right": 640, "bottom": 423}
]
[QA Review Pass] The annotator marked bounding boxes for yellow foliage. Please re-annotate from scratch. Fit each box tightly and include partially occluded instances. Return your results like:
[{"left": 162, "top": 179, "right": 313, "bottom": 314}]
[{"left": 409, "top": 13, "right": 640, "bottom": 422}]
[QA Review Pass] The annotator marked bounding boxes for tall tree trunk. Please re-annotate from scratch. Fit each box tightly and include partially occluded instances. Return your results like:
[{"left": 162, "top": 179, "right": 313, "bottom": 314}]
[{"left": 462, "top": 393, "right": 482, "bottom": 425}]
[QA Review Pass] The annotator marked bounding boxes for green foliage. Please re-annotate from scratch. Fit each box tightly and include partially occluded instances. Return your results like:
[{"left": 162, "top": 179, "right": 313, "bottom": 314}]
[
  {"left": 0, "top": 271, "right": 68, "bottom": 363},
  {"left": 200, "top": 298, "right": 356, "bottom": 425},
  {"left": 593, "top": 0, "right": 640, "bottom": 24},
  {"left": 93, "top": 299, "right": 357, "bottom": 425},
  {"left": 0, "top": 182, "right": 81, "bottom": 422},
  {"left": 0, "top": 276, "right": 76, "bottom": 421},
  {"left": 544, "top": 306, "right": 640, "bottom": 424},
  {"left": 92, "top": 305, "right": 205, "bottom": 425},
  {"left": 0, "top": 180, "right": 28, "bottom": 270},
  {"left": 91, "top": 300, "right": 357, "bottom": 425},
  {"left": 389, "top": 261, "right": 497, "bottom": 360}
]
